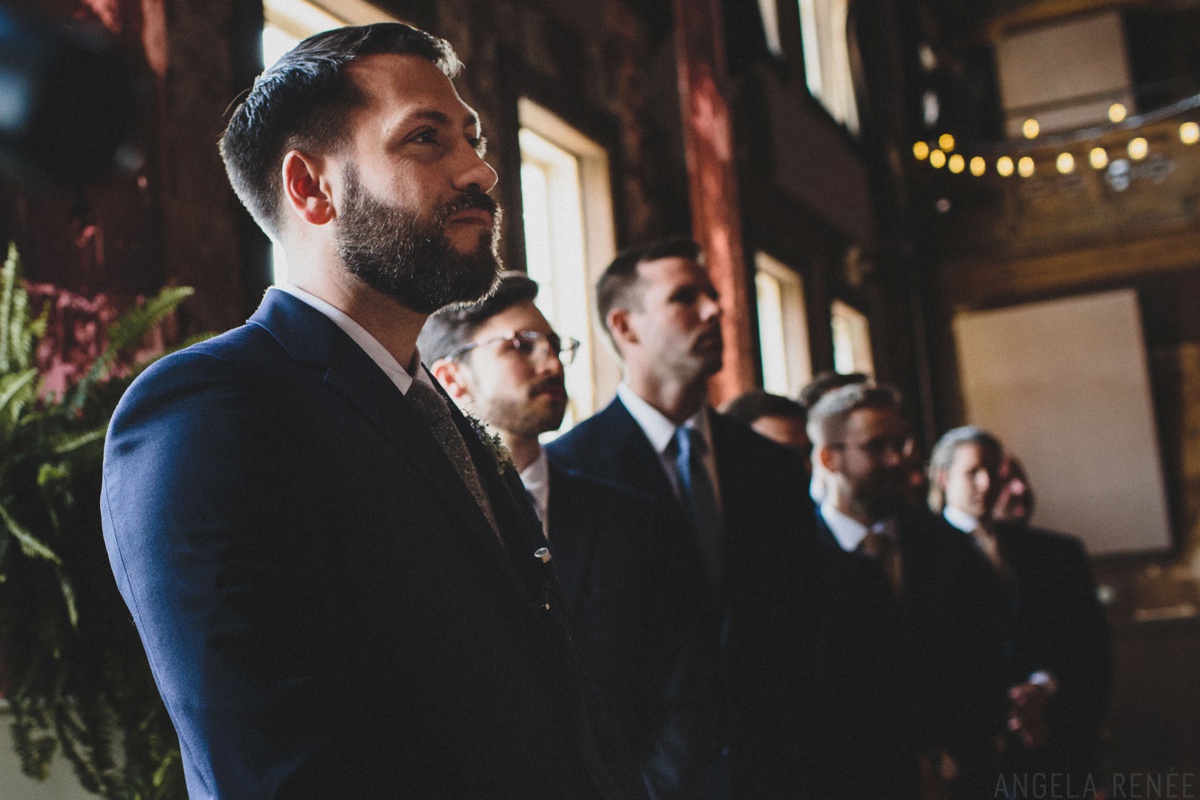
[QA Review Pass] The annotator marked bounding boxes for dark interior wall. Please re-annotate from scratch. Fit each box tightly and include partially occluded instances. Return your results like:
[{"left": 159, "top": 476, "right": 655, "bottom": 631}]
[{"left": 1, "top": 0, "right": 690, "bottom": 338}]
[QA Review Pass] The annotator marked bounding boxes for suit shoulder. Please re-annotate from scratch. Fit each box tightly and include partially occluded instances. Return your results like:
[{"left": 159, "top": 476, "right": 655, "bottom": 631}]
[
  {"left": 546, "top": 401, "right": 629, "bottom": 463},
  {"left": 553, "top": 464, "right": 654, "bottom": 510}
]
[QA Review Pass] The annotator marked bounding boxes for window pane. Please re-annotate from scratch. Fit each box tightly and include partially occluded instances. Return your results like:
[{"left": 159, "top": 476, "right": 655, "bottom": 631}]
[{"left": 831, "top": 299, "right": 873, "bottom": 376}]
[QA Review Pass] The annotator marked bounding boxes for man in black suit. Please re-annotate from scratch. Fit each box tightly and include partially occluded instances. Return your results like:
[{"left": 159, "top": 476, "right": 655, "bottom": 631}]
[
  {"left": 420, "top": 271, "right": 655, "bottom": 742},
  {"left": 930, "top": 431, "right": 1112, "bottom": 794},
  {"left": 546, "top": 238, "right": 818, "bottom": 799},
  {"left": 101, "top": 24, "right": 629, "bottom": 799},
  {"left": 806, "top": 384, "right": 1008, "bottom": 800}
]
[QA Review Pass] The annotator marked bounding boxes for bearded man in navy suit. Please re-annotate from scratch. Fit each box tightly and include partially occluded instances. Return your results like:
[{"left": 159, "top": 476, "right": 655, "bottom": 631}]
[
  {"left": 546, "top": 239, "right": 820, "bottom": 799},
  {"left": 101, "top": 24, "right": 631, "bottom": 800}
]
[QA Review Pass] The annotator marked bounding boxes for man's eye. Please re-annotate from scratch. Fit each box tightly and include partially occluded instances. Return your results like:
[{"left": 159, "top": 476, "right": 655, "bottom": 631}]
[
  {"left": 410, "top": 129, "right": 438, "bottom": 144},
  {"left": 511, "top": 337, "right": 536, "bottom": 356}
]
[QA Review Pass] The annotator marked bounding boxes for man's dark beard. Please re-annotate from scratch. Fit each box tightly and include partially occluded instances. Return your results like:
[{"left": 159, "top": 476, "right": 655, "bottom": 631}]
[{"left": 335, "top": 168, "right": 503, "bottom": 314}]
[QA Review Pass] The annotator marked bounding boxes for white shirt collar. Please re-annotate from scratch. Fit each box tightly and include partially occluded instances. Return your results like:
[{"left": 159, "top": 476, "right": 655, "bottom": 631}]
[
  {"left": 616, "top": 382, "right": 710, "bottom": 455},
  {"left": 943, "top": 505, "right": 981, "bottom": 535},
  {"left": 820, "top": 502, "right": 897, "bottom": 553},
  {"left": 276, "top": 284, "right": 430, "bottom": 396},
  {"left": 519, "top": 447, "right": 551, "bottom": 540}
]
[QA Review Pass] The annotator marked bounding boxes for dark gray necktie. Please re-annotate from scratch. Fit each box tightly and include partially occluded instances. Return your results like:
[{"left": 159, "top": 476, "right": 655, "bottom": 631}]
[
  {"left": 674, "top": 426, "right": 722, "bottom": 589},
  {"left": 405, "top": 379, "right": 501, "bottom": 541}
]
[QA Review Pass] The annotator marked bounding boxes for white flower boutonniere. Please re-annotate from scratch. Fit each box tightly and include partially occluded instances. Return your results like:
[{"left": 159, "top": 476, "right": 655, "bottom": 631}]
[{"left": 463, "top": 411, "right": 514, "bottom": 475}]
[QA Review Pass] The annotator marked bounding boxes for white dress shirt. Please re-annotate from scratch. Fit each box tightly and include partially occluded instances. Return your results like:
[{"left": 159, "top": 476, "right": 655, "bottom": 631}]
[
  {"left": 616, "top": 383, "right": 721, "bottom": 512},
  {"left": 819, "top": 502, "right": 898, "bottom": 553},
  {"left": 276, "top": 284, "right": 437, "bottom": 396},
  {"left": 519, "top": 447, "right": 551, "bottom": 540}
]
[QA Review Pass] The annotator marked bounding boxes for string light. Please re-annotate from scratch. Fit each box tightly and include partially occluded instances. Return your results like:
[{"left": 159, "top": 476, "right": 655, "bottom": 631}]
[
  {"left": 996, "top": 156, "right": 1014, "bottom": 176},
  {"left": 1018, "top": 156, "right": 1035, "bottom": 177},
  {"left": 1056, "top": 153, "right": 1076, "bottom": 174},
  {"left": 1181, "top": 122, "right": 1199, "bottom": 145},
  {"left": 970, "top": 156, "right": 986, "bottom": 176},
  {"left": 1023, "top": 119, "right": 1040, "bottom": 139},
  {"left": 939, "top": 133, "right": 956, "bottom": 152},
  {"left": 1109, "top": 103, "right": 1127, "bottom": 123},
  {"left": 913, "top": 141, "right": 931, "bottom": 159},
  {"left": 948, "top": 154, "right": 965, "bottom": 173},
  {"left": 1089, "top": 147, "right": 1108, "bottom": 169},
  {"left": 929, "top": 150, "right": 947, "bottom": 168},
  {"left": 1128, "top": 137, "right": 1148, "bottom": 160}
]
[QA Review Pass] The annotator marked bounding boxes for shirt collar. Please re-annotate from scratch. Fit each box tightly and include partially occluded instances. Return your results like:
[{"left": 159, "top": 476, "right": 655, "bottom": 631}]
[
  {"left": 277, "top": 284, "right": 425, "bottom": 395},
  {"left": 943, "top": 505, "right": 981, "bottom": 535},
  {"left": 820, "top": 502, "right": 897, "bottom": 552},
  {"left": 616, "top": 382, "right": 710, "bottom": 455},
  {"left": 519, "top": 447, "right": 551, "bottom": 539}
]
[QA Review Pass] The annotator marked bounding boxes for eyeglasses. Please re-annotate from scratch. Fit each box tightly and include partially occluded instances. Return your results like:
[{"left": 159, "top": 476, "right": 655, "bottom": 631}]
[
  {"left": 828, "top": 434, "right": 915, "bottom": 460},
  {"left": 448, "top": 330, "right": 581, "bottom": 365}
]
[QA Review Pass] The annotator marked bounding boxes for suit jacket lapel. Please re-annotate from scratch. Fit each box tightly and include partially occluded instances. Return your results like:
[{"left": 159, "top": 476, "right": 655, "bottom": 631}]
[
  {"left": 546, "top": 466, "right": 590, "bottom": 612},
  {"left": 251, "top": 291, "right": 526, "bottom": 596}
]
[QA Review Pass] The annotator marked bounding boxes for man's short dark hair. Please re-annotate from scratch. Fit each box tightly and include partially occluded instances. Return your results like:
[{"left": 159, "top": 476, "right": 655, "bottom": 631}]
[
  {"left": 595, "top": 237, "right": 701, "bottom": 350},
  {"left": 798, "top": 370, "right": 870, "bottom": 410},
  {"left": 220, "top": 23, "right": 461, "bottom": 237},
  {"left": 722, "top": 390, "right": 806, "bottom": 427},
  {"left": 419, "top": 271, "right": 539, "bottom": 362},
  {"left": 806, "top": 382, "right": 903, "bottom": 447},
  {"left": 927, "top": 425, "right": 1004, "bottom": 511}
]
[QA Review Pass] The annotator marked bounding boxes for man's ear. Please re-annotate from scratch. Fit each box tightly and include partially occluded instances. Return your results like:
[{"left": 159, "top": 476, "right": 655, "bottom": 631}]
[
  {"left": 606, "top": 307, "right": 636, "bottom": 349},
  {"left": 430, "top": 359, "right": 474, "bottom": 403},
  {"left": 817, "top": 443, "right": 839, "bottom": 473},
  {"left": 281, "top": 150, "right": 335, "bottom": 227}
]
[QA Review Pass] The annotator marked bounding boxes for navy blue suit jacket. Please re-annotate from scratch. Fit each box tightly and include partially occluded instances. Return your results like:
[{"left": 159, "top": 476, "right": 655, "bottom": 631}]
[
  {"left": 992, "top": 523, "right": 1112, "bottom": 772},
  {"left": 547, "top": 397, "right": 820, "bottom": 800},
  {"left": 810, "top": 507, "right": 1009, "bottom": 800},
  {"left": 545, "top": 464, "right": 653, "bottom": 746},
  {"left": 101, "top": 290, "right": 624, "bottom": 799}
]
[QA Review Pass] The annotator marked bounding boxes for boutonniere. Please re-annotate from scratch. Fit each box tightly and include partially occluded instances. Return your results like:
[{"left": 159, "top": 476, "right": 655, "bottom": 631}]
[{"left": 463, "top": 410, "right": 514, "bottom": 475}]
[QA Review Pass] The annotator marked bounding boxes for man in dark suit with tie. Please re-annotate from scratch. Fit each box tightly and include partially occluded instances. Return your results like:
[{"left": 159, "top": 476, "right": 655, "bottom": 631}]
[
  {"left": 805, "top": 384, "right": 1008, "bottom": 800},
  {"left": 545, "top": 238, "right": 819, "bottom": 799},
  {"left": 418, "top": 271, "right": 656, "bottom": 742},
  {"left": 930, "top": 430, "right": 1112, "bottom": 794},
  {"left": 101, "top": 24, "right": 630, "bottom": 799}
]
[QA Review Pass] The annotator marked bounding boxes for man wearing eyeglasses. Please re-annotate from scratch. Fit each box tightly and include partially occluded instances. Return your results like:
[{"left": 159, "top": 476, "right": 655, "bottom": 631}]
[
  {"left": 805, "top": 383, "right": 1008, "bottom": 800},
  {"left": 420, "top": 271, "right": 656, "bottom": 751}
]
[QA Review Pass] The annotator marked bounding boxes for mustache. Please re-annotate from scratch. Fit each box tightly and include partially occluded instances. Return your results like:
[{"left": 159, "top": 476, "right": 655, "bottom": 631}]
[
  {"left": 434, "top": 189, "right": 499, "bottom": 223},
  {"left": 530, "top": 376, "right": 566, "bottom": 396}
]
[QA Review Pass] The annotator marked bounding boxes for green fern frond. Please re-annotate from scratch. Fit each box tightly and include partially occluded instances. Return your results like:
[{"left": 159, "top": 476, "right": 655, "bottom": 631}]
[
  {"left": 0, "top": 502, "right": 62, "bottom": 564},
  {"left": 0, "top": 241, "right": 19, "bottom": 373},
  {"left": 67, "top": 286, "right": 195, "bottom": 414},
  {"left": 0, "top": 368, "right": 38, "bottom": 423},
  {"left": 54, "top": 565, "right": 79, "bottom": 629},
  {"left": 49, "top": 426, "right": 107, "bottom": 457}
]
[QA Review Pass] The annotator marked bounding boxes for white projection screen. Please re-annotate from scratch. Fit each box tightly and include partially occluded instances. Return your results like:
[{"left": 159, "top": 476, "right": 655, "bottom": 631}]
[{"left": 953, "top": 289, "right": 1172, "bottom": 555}]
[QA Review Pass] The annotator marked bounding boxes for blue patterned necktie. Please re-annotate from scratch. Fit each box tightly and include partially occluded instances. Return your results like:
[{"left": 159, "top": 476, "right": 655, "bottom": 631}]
[{"left": 674, "top": 426, "right": 722, "bottom": 590}]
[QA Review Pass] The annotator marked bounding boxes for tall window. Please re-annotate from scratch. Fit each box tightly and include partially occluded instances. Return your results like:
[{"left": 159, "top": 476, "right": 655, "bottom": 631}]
[
  {"left": 798, "top": 0, "right": 859, "bottom": 133},
  {"left": 755, "top": 253, "right": 812, "bottom": 396},
  {"left": 518, "top": 99, "right": 617, "bottom": 432},
  {"left": 831, "top": 299, "right": 873, "bottom": 376},
  {"left": 261, "top": 0, "right": 394, "bottom": 284}
]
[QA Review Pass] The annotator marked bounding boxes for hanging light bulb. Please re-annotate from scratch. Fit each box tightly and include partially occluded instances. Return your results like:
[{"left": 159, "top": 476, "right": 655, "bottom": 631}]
[
  {"left": 929, "top": 150, "right": 947, "bottom": 168},
  {"left": 996, "top": 156, "right": 1015, "bottom": 177},
  {"left": 1056, "top": 153, "right": 1076, "bottom": 174},
  {"left": 1022, "top": 119, "right": 1040, "bottom": 139},
  {"left": 1180, "top": 122, "right": 1199, "bottom": 145},
  {"left": 1018, "top": 156, "right": 1035, "bottom": 177},
  {"left": 969, "top": 156, "right": 986, "bottom": 176},
  {"left": 1128, "top": 137, "right": 1148, "bottom": 160},
  {"left": 948, "top": 154, "right": 965, "bottom": 173},
  {"left": 938, "top": 133, "right": 956, "bottom": 152},
  {"left": 1108, "top": 103, "right": 1127, "bottom": 123},
  {"left": 913, "top": 141, "right": 931, "bottom": 160}
]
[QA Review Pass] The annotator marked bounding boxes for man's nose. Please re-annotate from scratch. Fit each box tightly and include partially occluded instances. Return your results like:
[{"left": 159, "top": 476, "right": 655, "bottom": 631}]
[
  {"left": 454, "top": 147, "right": 498, "bottom": 194},
  {"left": 700, "top": 293, "right": 722, "bottom": 321}
]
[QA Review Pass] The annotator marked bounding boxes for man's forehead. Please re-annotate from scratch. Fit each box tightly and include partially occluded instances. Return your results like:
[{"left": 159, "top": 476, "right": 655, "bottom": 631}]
[{"left": 847, "top": 405, "right": 906, "bottom": 434}]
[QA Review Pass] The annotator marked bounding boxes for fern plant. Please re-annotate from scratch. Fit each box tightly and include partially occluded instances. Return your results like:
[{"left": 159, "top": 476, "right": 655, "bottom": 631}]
[{"left": 0, "top": 241, "right": 195, "bottom": 798}]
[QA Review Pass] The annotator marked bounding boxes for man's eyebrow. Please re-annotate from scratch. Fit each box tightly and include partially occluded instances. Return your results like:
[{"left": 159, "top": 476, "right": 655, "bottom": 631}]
[{"left": 385, "top": 109, "right": 481, "bottom": 136}]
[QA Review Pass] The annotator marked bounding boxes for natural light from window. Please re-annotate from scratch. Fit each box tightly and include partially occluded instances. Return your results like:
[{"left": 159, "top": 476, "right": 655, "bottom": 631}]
[
  {"left": 798, "top": 0, "right": 860, "bottom": 134},
  {"left": 519, "top": 100, "right": 617, "bottom": 433},
  {"left": 755, "top": 252, "right": 812, "bottom": 396},
  {"left": 831, "top": 299, "right": 873, "bottom": 376}
]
